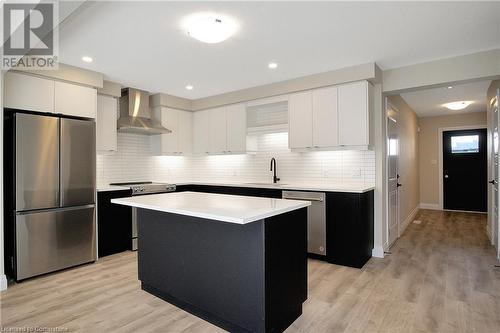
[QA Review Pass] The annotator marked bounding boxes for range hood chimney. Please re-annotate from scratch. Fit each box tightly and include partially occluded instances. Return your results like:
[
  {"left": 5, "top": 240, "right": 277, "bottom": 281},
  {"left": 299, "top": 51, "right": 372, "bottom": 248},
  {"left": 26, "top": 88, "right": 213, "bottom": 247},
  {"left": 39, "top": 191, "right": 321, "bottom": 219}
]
[{"left": 118, "top": 88, "right": 171, "bottom": 135}]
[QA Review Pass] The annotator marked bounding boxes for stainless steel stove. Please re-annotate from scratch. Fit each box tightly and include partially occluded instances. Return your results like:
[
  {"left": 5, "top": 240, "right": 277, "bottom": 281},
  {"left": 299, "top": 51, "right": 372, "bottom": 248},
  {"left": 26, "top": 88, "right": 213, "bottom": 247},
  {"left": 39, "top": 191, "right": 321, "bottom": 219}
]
[{"left": 109, "top": 181, "right": 176, "bottom": 250}]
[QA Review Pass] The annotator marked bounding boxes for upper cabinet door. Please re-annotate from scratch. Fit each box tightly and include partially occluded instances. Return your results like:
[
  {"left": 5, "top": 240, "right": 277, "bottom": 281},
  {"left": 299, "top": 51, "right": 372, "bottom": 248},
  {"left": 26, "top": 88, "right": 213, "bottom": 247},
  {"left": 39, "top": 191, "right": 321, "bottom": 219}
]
[
  {"left": 96, "top": 95, "right": 118, "bottom": 153},
  {"left": 208, "top": 107, "right": 227, "bottom": 154},
  {"left": 312, "top": 86, "right": 338, "bottom": 147},
  {"left": 178, "top": 110, "right": 193, "bottom": 155},
  {"left": 226, "top": 103, "right": 247, "bottom": 153},
  {"left": 193, "top": 110, "right": 210, "bottom": 154},
  {"left": 160, "top": 108, "right": 179, "bottom": 154},
  {"left": 55, "top": 81, "right": 97, "bottom": 118},
  {"left": 288, "top": 91, "right": 313, "bottom": 149},
  {"left": 338, "top": 81, "right": 369, "bottom": 146},
  {"left": 5, "top": 72, "right": 55, "bottom": 112}
]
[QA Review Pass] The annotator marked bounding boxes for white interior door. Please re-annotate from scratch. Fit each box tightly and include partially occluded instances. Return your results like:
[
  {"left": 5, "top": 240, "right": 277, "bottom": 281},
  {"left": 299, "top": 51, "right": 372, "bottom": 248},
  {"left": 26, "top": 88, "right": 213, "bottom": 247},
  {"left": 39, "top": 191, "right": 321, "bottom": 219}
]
[
  {"left": 387, "top": 100, "right": 400, "bottom": 248},
  {"left": 491, "top": 94, "right": 500, "bottom": 259}
]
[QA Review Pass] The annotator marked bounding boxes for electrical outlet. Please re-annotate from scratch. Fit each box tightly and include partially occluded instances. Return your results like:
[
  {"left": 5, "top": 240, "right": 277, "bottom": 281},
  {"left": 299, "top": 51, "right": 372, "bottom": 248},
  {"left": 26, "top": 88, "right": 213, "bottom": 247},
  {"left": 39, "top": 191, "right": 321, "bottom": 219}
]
[{"left": 351, "top": 168, "right": 361, "bottom": 178}]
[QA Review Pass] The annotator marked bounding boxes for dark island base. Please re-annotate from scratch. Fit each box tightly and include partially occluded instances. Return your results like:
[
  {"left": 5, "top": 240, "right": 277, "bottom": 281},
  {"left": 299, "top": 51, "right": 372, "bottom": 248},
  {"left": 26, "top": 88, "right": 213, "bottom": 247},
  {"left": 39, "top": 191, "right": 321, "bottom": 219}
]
[
  {"left": 137, "top": 207, "right": 308, "bottom": 333},
  {"left": 142, "top": 283, "right": 302, "bottom": 333}
]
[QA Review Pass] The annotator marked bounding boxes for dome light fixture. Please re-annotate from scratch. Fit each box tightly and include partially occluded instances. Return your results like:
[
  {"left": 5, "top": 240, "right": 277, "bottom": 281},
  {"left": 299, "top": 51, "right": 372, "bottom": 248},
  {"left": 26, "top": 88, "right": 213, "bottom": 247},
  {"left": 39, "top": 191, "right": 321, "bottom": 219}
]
[
  {"left": 183, "top": 13, "right": 238, "bottom": 44},
  {"left": 443, "top": 101, "right": 473, "bottom": 110},
  {"left": 185, "top": 85, "right": 194, "bottom": 90},
  {"left": 268, "top": 62, "right": 278, "bottom": 69}
]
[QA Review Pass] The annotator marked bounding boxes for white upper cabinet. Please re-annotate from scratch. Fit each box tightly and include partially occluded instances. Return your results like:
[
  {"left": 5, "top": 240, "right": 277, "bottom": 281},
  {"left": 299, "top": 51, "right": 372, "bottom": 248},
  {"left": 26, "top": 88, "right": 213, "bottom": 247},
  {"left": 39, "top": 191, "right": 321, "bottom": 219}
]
[
  {"left": 4, "top": 72, "right": 55, "bottom": 112},
  {"left": 192, "top": 103, "right": 247, "bottom": 155},
  {"left": 338, "top": 81, "right": 371, "bottom": 146},
  {"left": 5, "top": 72, "right": 98, "bottom": 118},
  {"left": 208, "top": 107, "right": 227, "bottom": 154},
  {"left": 288, "top": 91, "right": 313, "bottom": 149},
  {"left": 226, "top": 104, "right": 247, "bottom": 153},
  {"left": 193, "top": 110, "right": 210, "bottom": 154},
  {"left": 312, "top": 86, "right": 338, "bottom": 148},
  {"left": 96, "top": 95, "right": 118, "bottom": 153},
  {"left": 288, "top": 80, "right": 372, "bottom": 150},
  {"left": 152, "top": 107, "right": 192, "bottom": 155},
  {"left": 55, "top": 81, "right": 97, "bottom": 118}
]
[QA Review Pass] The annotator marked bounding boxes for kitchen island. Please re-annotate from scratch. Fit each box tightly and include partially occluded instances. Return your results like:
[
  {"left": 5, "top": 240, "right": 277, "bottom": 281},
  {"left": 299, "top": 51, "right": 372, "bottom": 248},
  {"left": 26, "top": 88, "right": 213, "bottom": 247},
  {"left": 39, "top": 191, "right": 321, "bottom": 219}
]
[{"left": 112, "top": 192, "right": 310, "bottom": 333}]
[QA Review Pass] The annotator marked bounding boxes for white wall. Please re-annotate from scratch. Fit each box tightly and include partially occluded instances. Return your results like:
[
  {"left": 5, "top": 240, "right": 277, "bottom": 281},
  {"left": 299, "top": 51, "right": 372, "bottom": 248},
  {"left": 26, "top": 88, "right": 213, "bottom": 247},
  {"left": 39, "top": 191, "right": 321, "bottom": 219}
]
[{"left": 96, "top": 133, "right": 375, "bottom": 186}]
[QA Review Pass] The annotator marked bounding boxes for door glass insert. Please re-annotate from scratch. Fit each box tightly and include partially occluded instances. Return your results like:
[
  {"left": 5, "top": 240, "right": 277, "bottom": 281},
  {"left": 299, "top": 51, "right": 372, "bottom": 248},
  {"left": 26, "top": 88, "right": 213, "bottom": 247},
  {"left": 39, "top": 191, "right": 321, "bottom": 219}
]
[{"left": 451, "top": 135, "right": 479, "bottom": 153}]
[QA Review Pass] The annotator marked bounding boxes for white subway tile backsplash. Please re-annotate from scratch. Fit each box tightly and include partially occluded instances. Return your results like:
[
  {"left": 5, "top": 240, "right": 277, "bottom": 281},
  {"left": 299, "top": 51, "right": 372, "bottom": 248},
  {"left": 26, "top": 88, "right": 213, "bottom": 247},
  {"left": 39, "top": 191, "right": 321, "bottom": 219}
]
[{"left": 97, "top": 132, "right": 375, "bottom": 186}]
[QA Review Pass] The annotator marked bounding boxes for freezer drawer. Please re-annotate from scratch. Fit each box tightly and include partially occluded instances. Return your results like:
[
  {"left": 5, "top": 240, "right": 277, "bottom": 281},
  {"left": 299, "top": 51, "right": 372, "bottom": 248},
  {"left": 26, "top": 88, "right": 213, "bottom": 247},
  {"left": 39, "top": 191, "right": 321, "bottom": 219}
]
[
  {"left": 283, "top": 191, "right": 326, "bottom": 256},
  {"left": 15, "top": 113, "right": 60, "bottom": 211},
  {"left": 60, "top": 118, "right": 96, "bottom": 206},
  {"left": 16, "top": 205, "right": 96, "bottom": 280}
]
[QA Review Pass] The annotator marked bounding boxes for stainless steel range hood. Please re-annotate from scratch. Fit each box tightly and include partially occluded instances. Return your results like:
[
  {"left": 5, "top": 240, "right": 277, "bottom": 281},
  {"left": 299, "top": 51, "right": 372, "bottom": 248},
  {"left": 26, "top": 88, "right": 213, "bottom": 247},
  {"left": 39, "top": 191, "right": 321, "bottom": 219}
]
[{"left": 118, "top": 88, "right": 171, "bottom": 135}]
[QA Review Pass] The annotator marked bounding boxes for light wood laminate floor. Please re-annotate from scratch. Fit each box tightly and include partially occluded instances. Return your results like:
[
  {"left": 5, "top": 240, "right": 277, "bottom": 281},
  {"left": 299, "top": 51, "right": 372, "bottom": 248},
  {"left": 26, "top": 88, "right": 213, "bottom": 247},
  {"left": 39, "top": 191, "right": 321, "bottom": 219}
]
[{"left": 1, "top": 210, "right": 499, "bottom": 332}]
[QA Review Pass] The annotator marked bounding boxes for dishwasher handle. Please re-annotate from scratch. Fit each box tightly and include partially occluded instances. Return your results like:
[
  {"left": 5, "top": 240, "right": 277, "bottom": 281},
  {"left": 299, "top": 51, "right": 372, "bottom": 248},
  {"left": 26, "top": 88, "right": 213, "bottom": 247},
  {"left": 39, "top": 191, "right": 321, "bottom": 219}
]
[
  {"left": 284, "top": 196, "right": 324, "bottom": 202},
  {"left": 282, "top": 191, "right": 325, "bottom": 202}
]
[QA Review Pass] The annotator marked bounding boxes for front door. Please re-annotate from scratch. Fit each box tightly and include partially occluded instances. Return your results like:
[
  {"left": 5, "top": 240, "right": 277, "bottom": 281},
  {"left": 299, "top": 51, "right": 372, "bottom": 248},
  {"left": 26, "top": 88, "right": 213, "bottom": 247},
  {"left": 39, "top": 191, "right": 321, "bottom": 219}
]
[{"left": 443, "top": 129, "right": 487, "bottom": 212}]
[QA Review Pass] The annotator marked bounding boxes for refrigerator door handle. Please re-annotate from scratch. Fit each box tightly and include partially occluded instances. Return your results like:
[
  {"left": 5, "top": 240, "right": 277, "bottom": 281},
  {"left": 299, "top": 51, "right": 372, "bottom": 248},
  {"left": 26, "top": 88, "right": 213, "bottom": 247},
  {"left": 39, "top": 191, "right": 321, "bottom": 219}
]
[{"left": 16, "top": 204, "right": 95, "bottom": 215}]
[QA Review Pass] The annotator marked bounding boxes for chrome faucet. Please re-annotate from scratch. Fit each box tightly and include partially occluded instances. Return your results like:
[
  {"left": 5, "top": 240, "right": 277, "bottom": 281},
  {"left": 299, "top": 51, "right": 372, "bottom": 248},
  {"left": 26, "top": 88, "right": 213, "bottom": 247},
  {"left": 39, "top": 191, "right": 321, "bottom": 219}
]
[{"left": 270, "top": 157, "right": 280, "bottom": 183}]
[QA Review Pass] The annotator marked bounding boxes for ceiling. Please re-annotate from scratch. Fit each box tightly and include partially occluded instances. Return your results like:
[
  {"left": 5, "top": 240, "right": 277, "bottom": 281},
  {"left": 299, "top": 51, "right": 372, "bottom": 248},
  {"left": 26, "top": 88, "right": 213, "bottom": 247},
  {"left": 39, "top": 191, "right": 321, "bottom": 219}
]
[
  {"left": 400, "top": 80, "right": 492, "bottom": 117},
  {"left": 58, "top": 1, "right": 500, "bottom": 99}
]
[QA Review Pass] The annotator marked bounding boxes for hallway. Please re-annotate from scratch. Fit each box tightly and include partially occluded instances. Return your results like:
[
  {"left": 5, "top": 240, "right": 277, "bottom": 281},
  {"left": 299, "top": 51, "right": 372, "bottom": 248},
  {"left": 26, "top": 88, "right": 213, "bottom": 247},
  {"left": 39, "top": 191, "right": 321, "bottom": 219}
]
[{"left": 1, "top": 211, "right": 499, "bottom": 333}]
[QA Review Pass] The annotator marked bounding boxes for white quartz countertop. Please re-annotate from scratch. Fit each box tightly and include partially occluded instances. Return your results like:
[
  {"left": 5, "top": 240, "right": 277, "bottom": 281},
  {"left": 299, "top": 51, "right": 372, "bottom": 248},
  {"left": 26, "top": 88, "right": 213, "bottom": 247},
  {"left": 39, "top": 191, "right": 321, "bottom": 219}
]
[
  {"left": 173, "top": 181, "right": 375, "bottom": 193},
  {"left": 111, "top": 192, "right": 311, "bottom": 224}
]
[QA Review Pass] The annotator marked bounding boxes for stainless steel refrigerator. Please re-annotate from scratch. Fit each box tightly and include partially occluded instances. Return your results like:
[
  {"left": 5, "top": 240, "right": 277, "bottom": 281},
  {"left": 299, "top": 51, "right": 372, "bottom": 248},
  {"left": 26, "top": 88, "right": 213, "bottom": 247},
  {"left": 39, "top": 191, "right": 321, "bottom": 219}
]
[{"left": 5, "top": 112, "right": 96, "bottom": 281}]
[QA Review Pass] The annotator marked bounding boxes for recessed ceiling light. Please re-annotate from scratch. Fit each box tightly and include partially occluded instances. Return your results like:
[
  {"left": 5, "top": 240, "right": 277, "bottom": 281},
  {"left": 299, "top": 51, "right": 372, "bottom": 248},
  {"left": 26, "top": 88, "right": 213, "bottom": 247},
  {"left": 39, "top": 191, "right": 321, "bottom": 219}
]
[
  {"left": 183, "top": 13, "right": 238, "bottom": 44},
  {"left": 447, "top": 86, "right": 453, "bottom": 89},
  {"left": 82, "top": 56, "right": 93, "bottom": 63},
  {"left": 443, "top": 101, "right": 473, "bottom": 110},
  {"left": 268, "top": 62, "right": 278, "bottom": 69},
  {"left": 185, "top": 85, "right": 194, "bottom": 90}
]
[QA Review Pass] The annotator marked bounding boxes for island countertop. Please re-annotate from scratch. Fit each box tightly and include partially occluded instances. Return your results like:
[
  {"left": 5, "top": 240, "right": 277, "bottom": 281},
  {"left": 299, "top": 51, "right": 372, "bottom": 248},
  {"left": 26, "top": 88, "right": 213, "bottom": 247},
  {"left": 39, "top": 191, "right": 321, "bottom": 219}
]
[{"left": 111, "top": 191, "right": 311, "bottom": 224}]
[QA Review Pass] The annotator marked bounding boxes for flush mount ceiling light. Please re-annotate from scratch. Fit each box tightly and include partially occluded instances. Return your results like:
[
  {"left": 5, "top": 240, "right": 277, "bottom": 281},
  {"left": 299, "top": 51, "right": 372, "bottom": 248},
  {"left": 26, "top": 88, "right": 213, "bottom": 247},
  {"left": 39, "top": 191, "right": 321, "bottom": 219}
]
[
  {"left": 81, "top": 56, "right": 93, "bottom": 63},
  {"left": 183, "top": 13, "right": 238, "bottom": 44},
  {"left": 185, "top": 85, "right": 194, "bottom": 90},
  {"left": 268, "top": 62, "right": 278, "bottom": 69},
  {"left": 443, "top": 101, "right": 473, "bottom": 110}
]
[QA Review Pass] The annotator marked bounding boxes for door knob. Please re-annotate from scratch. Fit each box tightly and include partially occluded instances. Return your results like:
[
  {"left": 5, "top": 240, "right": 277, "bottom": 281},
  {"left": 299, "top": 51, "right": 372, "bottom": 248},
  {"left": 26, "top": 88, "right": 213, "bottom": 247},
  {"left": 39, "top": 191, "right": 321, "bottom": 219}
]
[
  {"left": 489, "top": 180, "right": 496, "bottom": 185},
  {"left": 444, "top": 175, "right": 449, "bottom": 179},
  {"left": 397, "top": 183, "right": 402, "bottom": 187}
]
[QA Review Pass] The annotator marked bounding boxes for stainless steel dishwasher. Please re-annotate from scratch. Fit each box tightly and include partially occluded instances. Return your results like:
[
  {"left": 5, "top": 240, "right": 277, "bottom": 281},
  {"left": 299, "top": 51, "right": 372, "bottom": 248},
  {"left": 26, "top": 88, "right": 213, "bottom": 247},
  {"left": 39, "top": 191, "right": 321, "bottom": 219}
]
[{"left": 282, "top": 191, "right": 326, "bottom": 256}]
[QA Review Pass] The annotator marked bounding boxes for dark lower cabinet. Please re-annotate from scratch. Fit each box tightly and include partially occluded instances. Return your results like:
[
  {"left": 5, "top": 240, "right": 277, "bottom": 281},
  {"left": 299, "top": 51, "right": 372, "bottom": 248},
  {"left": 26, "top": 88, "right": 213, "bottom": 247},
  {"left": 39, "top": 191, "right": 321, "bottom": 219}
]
[
  {"left": 326, "top": 191, "right": 374, "bottom": 268},
  {"left": 177, "top": 184, "right": 374, "bottom": 268},
  {"left": 97, "top": 190, "right": 132, "bottom": 257}
]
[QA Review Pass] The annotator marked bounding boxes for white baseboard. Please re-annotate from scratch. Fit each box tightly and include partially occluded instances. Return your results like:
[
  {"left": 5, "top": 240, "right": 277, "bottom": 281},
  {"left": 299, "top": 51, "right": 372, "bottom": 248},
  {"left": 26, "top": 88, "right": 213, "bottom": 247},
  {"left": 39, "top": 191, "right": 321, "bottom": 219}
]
[
  {"left": 0, "top": 274, "right": 7, "bottom": 291},
  {"left": 372, "top": 246, "right": 385, "bottom": 258},
  {"left": 419, "top": 203, "right": 441, "bottom": 210},
  {"left": 400, "top": 205, "right": 420, "bottom": 235}
]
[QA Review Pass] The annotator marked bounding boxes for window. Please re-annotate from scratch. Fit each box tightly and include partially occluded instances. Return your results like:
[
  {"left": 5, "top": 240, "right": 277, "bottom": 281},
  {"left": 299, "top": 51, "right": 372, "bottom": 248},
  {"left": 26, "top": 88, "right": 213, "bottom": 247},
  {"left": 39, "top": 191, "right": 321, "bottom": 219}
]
[
  {"left": 388, "top": 138, "right": 398, "bottom": 156},
  {"left": 451, "top": 135, "right": 479, "bottom": 153}
]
